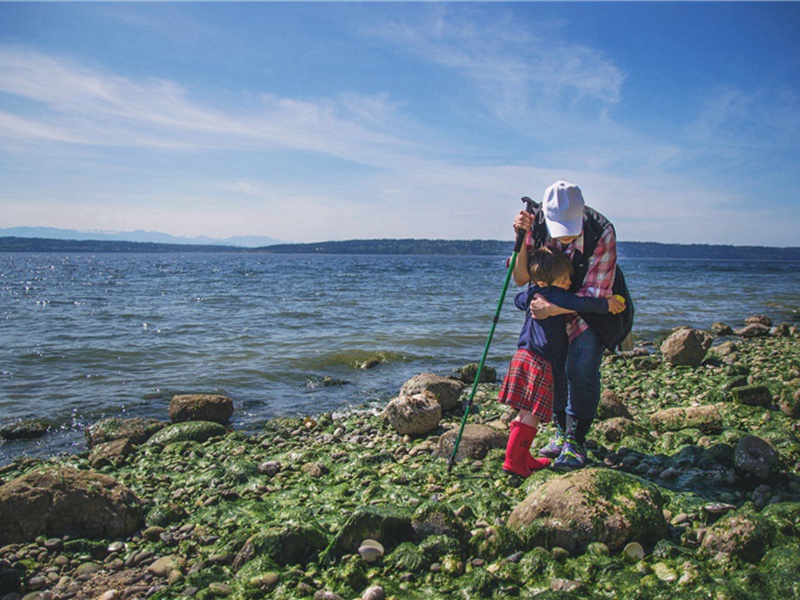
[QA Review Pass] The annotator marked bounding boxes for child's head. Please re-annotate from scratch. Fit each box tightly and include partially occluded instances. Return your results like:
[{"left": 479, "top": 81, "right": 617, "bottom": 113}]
[{"left": 528, "top": 247, "right": 573, "bottom": 289}]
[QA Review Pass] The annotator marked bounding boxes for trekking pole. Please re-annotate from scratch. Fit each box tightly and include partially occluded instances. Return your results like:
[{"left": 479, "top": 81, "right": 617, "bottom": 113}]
[{"left": 447, "top": 196, "right": 537, "bottom": 473}]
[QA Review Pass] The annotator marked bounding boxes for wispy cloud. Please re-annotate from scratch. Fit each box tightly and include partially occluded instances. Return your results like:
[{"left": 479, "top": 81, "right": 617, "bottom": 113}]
[{"left": 0, "top": 46, "right": 432, "bottom": 167}]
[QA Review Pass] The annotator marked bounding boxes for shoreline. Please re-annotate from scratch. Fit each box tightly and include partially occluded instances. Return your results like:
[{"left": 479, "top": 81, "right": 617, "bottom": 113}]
[{"left": 1, "top": 322, "right": 799, "bottom": 599}]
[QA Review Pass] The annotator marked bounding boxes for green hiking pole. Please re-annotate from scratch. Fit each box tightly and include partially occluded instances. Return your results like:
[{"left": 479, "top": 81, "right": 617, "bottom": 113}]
[{"left": 447, "top": 197, "right": 537, "bottom": 473}]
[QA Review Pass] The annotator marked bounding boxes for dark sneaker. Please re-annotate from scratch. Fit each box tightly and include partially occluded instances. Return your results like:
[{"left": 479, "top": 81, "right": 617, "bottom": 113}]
[
  {"left": 538, "top": 431, "right": 565, "bottom": 459},
  {"left": 553, "top": 438, "right": 587, "bottom": 470}
]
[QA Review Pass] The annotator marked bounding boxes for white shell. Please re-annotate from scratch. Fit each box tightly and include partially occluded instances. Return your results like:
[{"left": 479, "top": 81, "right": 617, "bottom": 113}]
[
  {"left": 623, "top": 541, "right": 645, "bottom": 560},
  {"left": 358, "top": 539, "right": 385, "bottom": 562}
]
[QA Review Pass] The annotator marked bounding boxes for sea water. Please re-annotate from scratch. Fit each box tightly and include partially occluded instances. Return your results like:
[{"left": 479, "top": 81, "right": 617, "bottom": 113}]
[{"left": 1, "top": 252, "right": 798, "bottom": 464}]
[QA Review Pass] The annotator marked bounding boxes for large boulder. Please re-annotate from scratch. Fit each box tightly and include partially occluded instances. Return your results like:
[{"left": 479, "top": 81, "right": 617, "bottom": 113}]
[
  {"left": 84, "top": 417, "right": 167, "bottom": 449},
  {"left": 437, "top": 424, "right": 507, "bottom": 461},
  {"left": 400, "top": 373, "right": 464, "bottom": 412},
  {"left": 507, "top": 468, "right": 668, "bottom": 555},
  {"left": 384, "top": 392, "right": 441, "bottom": 436},
  {"left": 660, "top": 328, "right": 713, "bottom": 367},
  {"left": 0, "top": 466, "right": 142, "bottom": 545},
  {"left": 169, "top": 394, "right": 234, "bottom": 425}
]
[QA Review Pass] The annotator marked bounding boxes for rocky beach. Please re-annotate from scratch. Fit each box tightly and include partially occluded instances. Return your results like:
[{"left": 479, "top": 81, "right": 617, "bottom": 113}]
[{"left": 1, "top": 315, "right": 799, "bottom": 600}]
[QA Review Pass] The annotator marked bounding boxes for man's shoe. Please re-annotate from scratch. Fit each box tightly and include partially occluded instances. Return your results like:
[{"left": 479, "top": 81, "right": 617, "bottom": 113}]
[
  {"left": 538, "top": 431, "right": 565, "bottom": 459},
  {"left": 553, "top": 438, "right": 587, "bottom": 470}
]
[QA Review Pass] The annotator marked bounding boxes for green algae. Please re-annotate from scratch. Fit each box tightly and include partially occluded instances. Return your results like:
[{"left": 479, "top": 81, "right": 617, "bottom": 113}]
[{"left": 5, "top": 331, "right": 800, "bottom": 599}]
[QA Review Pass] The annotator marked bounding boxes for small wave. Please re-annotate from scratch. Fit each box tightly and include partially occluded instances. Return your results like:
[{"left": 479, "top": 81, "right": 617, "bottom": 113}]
[{"left": 295, "top": 349, "right": 412, "bottom": 371}]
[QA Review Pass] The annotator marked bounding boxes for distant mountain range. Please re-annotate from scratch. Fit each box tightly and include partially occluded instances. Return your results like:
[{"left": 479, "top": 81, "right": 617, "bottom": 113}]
[
  {"left": 0, "top": 227, "right": 280, "bottom": 248},
  {"left": 1, "top": 234, "right": 800, "bottom": 260}
]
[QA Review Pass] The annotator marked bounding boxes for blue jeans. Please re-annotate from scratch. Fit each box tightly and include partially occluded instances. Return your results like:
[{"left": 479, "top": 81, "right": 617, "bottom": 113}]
[{"left": 552, "top": 327, "right": 605, "bottom": 421}]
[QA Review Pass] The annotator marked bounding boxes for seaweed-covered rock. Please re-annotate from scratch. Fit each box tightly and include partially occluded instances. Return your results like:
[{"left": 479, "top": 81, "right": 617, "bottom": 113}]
[
  {"left": 712, "top": 322, "right": 734, "bottom": 336},
  {"left": 700, "top": 512, "right": 776, "bottom": 563},
  {"left": 593, "top": 417, "right": 649, "bottom": 444},
  {"left": 0, "top": 466, "right": 142, "bottom": 545},
  {"left": 0, "top": 419, "right": 56, "bottom": 441},
  {"left": 233, "top": 524, "right": 328, "bottom": 569},
  {"left": 84, "top": 417, "right": 167, "bottom": 449},
  {"left": 649, "top": 405, "right": 721, "bottom": 432},
  {"left": 745, "top": 315, "right": 773, "bottom": 328},
  {"left": 436, "top": 424, "right": 507, "bottom": 461},
  {"left": 412, "top": 502, "right": 469, "bottom": 549},
  {"left": 146, "top": 420, "right": 227, "bottom": 446},
  {"left": 507, "top": 468, "right": 668, "bottom": 555},
  {"left": 88, "top": 437, "right": 135, "bottom": 468},
  {"left": 383, "top": 391, "right": 441, "bottom": 436},
  {"left": 660, "top": 328, "right": 713, "bottom": 366},
  {"left": 596, "top": 390, "right": 633, "bottom": 421},
  {"left": 324, "top": 506, "right": 414, "bottom": 562},
  {"left": 456, "top": 363, "right": 497, "bottom": 384},
  {"left": 169, "top": 393, "right": 234, "bottom": 425},
  {"left": 730, "top": 385, "right": 773, "bottom": 407},
  {"left": 734, "top": 435, "right": 781, "bottom": 481},
  {"left": 779, "top": 388, "right": 800, "bottom": 418},
  {"left": 399, "top": 373, "right": 465, "bottom": 411}
]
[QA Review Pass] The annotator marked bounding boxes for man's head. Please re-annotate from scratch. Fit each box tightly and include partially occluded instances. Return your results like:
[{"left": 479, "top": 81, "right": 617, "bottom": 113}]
[
  {"left": 542, "top": 180, "right": 585, "bottom": 240},
  {"left": 528, "top": 247, "right": 573, "bottom": 289}
]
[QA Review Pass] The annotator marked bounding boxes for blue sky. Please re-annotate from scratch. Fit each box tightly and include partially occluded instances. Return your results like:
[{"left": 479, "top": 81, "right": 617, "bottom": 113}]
[{"left": 1, "top": 2, "right": 799, "bottom": 245}]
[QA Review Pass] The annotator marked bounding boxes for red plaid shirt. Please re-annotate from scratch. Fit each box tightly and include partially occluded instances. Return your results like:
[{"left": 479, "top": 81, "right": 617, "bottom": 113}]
[{"left": 525, "top": 219, "right": 617, "bottom": 341}]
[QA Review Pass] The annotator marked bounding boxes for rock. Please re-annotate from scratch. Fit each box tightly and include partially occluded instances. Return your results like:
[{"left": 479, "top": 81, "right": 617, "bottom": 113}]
[
  {"left": 711, "top": 322, "right": 733, "bottom": 336},
  {"left": 0, "top": 419, "right": 56, "bottom": 441},
  {"left": 596, "top": 389, "right": 633, "bottom": 421},
  {"left": 735, "top": 324, "right": 771, "bottom": 338},
  {"left": 412, "top": 503, "right": 468, "bottom": 547},
  {"left": 146, "top": 421, "right": 228, "bottom": 446},
  {"left": 233, "top": 525, "right": 327, "bottom": 570},
  {"left": 593, "top": 417, "right": 650, "bottom": 444},
  {"left": 361, "top": 585, "right": 386, "bottom": 600},
  {"left": 169, "top": 394, "right": 234, "bottom": 425},
  {"left": 456, "top": 363, "right": 496, "bottom": 384},
  {"left": 745, "top": 314, "right": 772, "bottom": 327},
  {"left": 89, "top": 438, "right": 135, "bottom": 468},
  {"left": 506, "top": 468, "right": 668, "bottom": 555},
  {"left": 383, "top": 391, "right": 442, "bottom": 436},
  {"left": 84, "top": 417, "right": 167, "bottom": 449},
  {"left": 399, "top": 373, "right": 465, "bottom": 412},
  {"left": 436, "top": 424, "right": 507, "bottom": 461},
  {"left": 712, "top": 340, "right": 738, "bottom": 356},
  {"left": 660, "top": 328, "right": 713, "bottom": 367},
  {"left": 734, "top": 435, "right": 781, "bottom": 481},
  {"left": 649, "top": 405, "right": 721, "bottom": 432},
  {"left": 324, "top": 506, "right": 414, "bottom": 562},
  {"left": 147, "top": 555, "right": 185, "bottom": 577},
  {"left": 0, "top": 466, "right": 142, "bottom": 545},
  {"left": 730, "top": 385, "right": 773, "bottom": 407},
  {"left": 701, "top": 513, "right": 776, "bottom": 563},
  {"left": 779, "top": 388, "right": 800, "bottom": 418}
]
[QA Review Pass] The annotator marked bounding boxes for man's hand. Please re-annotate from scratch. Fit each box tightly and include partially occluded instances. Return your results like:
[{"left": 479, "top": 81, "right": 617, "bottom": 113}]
[
  {"left": 607, "top": 295, "right": 626, "bottom": 314},
  {"left": 513, "top": 210, "right": 533, "bottom": 233}
]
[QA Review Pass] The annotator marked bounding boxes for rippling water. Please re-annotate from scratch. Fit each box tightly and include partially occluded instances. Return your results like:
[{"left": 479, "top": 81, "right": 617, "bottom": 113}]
[{"left": 1, "top": 252, "right": 798, "bottom": 463}]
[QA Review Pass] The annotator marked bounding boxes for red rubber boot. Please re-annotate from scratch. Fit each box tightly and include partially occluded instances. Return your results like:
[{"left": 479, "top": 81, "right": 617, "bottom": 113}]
[{"left": 503, "top": 421, "right": 537, "bottom": 477}]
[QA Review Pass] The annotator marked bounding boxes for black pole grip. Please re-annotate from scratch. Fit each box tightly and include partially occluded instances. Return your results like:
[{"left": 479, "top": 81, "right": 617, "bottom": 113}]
[{"left": 513, "top": 226, "right": 527, "bottom": 253}]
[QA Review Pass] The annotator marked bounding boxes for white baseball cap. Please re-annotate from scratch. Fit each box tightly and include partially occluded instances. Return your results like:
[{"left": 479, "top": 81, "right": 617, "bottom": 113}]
[{"left": 542, "top": 180, "right": 585, "bottom": 238}]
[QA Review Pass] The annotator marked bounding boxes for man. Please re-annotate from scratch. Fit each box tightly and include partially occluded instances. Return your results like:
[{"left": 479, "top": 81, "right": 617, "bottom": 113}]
[{"left": 511, "top": 180, "right": 618, "bottom": 469}]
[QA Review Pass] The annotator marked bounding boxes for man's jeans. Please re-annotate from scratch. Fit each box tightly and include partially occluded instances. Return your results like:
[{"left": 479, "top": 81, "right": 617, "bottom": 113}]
[{"left": 552, "top": 327, "right": 605, "bottom": 421}]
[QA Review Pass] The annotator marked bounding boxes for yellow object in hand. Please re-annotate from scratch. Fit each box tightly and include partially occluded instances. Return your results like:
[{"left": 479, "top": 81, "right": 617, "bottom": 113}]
[{"left": 612, "top": 294, "right": 626, "bottom": 305}]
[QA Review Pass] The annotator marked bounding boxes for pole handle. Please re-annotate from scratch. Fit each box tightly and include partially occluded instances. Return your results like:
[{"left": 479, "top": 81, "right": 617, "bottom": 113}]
[{"left": 513, "top": 197, "right": 538, "bottom": 253}]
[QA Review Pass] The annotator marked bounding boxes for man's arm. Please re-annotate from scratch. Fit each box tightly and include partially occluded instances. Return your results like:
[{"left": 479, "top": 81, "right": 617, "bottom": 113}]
[{"left": 542, "top": 288, "right": 609, "bottom": 314}]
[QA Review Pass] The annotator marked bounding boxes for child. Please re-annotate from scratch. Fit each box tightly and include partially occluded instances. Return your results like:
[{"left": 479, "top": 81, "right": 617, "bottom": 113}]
[{"left": 499, "top": 247, "right": 625, "bottom": 477}]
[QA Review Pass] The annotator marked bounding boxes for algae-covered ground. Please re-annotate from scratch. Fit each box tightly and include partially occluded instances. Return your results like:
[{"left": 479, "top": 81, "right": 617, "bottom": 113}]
[{"left": 2, "top": 331, "right": 800, "bottom": 600}]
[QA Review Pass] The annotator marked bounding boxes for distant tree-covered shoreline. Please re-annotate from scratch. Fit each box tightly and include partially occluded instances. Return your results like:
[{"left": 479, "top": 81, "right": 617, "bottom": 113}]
[{"left": 1, "top": 236, "right": 799, "bottom": 260}]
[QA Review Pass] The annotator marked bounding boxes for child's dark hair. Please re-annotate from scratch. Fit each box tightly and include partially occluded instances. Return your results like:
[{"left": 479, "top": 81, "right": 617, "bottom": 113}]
[{"left": 528, "top": 247, "right": 573, "bottom": 286}]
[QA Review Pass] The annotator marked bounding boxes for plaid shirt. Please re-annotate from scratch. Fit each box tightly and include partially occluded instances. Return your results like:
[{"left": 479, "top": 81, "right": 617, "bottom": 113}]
[{"left": 525, "top": 218, "right": 617, "bottom": 341}]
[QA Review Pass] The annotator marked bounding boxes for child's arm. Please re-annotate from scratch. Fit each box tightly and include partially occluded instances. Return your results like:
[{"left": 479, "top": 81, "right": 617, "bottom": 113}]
[{"left": 514, "top": 286, "right": 539, "bottom": 311}]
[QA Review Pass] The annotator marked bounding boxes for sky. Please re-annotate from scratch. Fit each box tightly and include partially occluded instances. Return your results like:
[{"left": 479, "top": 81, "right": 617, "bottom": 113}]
[{"left": 1, "top": 2, "right": 799, "bottom": 246}]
